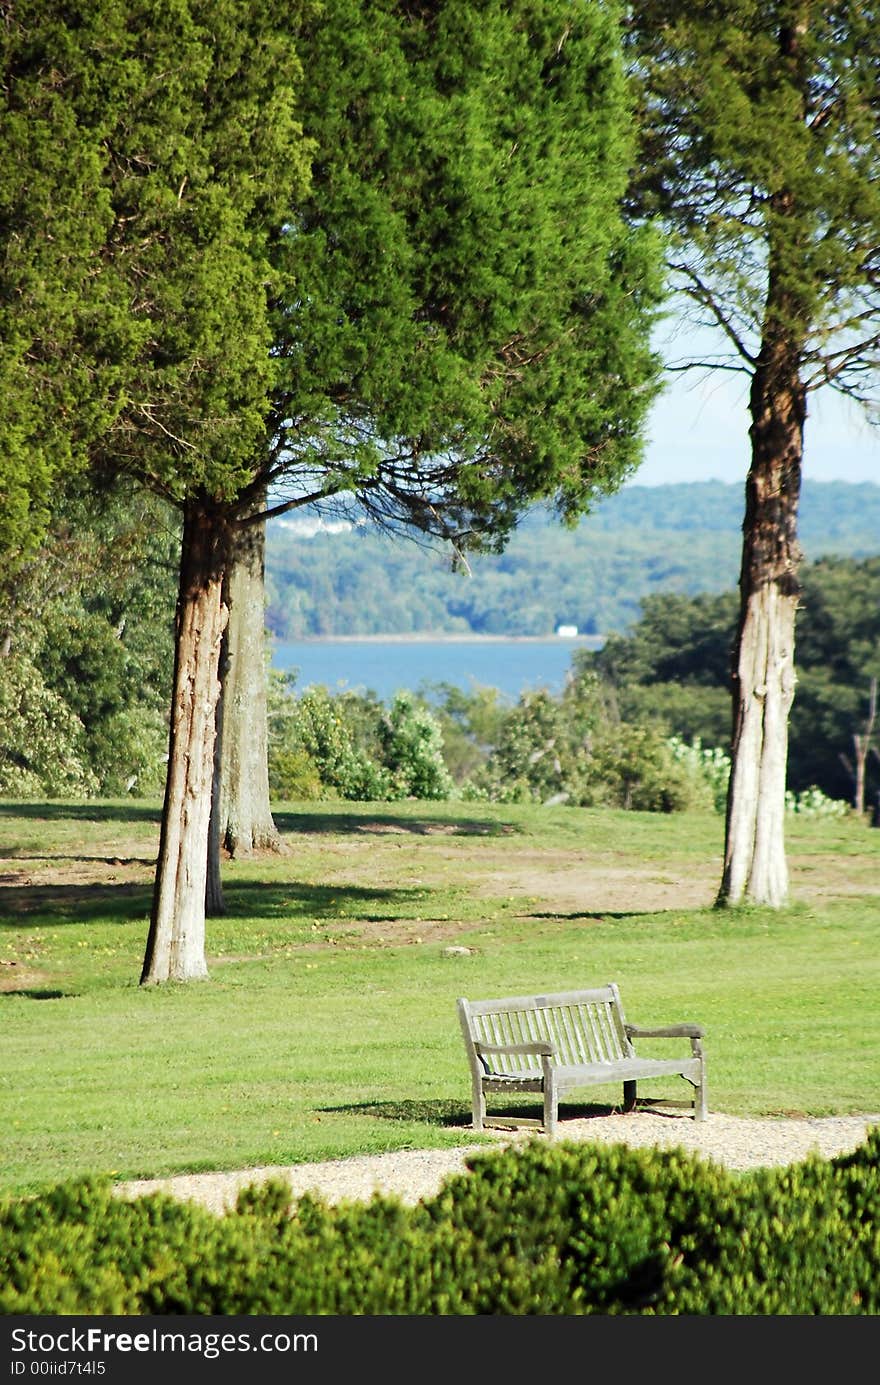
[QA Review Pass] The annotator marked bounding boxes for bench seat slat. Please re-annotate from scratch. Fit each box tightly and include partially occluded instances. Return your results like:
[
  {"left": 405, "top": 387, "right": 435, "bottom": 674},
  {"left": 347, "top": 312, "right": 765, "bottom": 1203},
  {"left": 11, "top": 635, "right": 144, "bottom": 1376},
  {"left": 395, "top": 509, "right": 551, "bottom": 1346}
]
[{"left": 483, "top": 1057, "right": 703, "bottom": 1087}]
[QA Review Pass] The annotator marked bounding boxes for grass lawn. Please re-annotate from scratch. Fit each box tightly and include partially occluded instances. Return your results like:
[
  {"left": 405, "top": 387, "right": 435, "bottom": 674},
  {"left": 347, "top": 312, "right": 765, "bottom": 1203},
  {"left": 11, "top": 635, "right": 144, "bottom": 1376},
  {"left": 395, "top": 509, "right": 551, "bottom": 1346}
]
[{"left": 1, "top": 796, "right": 878, "bottom": 1197}]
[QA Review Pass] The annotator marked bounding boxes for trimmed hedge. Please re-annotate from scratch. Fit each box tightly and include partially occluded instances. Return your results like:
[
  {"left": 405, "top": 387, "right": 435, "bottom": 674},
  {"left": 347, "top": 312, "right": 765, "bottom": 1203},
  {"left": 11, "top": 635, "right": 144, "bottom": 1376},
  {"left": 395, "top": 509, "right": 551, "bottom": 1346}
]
[{"left": 2, "top": 1132, "right": 878, "bottom": 1314}]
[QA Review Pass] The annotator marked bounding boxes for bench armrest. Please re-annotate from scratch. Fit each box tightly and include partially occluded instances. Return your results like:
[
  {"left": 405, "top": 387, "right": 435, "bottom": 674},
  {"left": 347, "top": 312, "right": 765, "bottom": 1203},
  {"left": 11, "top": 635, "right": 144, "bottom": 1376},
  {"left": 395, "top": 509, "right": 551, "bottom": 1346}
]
[
  {"left": 625, "top": 1023, "right": 703, "bottom": 1039},
  {"left": 474, "top": 1040, "right": 555, "bottom": 1058}
]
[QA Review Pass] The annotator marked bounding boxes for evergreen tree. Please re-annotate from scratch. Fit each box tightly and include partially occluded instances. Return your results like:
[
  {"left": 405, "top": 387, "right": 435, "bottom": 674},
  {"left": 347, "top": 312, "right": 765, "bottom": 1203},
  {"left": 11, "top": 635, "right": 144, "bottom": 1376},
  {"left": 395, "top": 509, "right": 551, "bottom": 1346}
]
[
  {"left": 3, "top": 0, "right": 310, "bottom": 983},
  {"left": 4, "top": 2, "right": 662, "bottom": 983},
  {"left": 216, "top": 0, "right": 664, "bottom": 877},
  {"left": 1, "top": 2, "right": 124, "bottom": 571},
  {"left": 627, "top": 1, "right": 880, "bottom": 905}
]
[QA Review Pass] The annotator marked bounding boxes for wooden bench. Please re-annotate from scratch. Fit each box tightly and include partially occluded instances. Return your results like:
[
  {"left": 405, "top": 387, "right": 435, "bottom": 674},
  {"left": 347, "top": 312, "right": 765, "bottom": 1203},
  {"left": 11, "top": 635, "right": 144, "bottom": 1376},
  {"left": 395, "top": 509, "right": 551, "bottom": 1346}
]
[{"left": 457, "top": 982, "right": 707, "bottom": 1137}]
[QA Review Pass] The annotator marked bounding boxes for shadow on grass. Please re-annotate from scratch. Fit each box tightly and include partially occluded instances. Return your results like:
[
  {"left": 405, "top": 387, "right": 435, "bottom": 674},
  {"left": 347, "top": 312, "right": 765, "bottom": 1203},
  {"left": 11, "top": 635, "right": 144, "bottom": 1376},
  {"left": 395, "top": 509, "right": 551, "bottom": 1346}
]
[
  {"left": 0, "top": 801, "right": 517, "bottom": 837},
  {"left": 0, "top": 880, "right": 152, "bottom": 926},
  {"left": 272, "top": 809, "right": 519, "bottom": 838},
  {"left": 322, "top": 1098, "right": 630, "bottom": 1129},
  {"left": 0, "top": 851, "right": 156, "bottom": 864},
  {"left": 321, "top": 1099, "right": 472, "bottom": 1129},
  {"left": 530, "top": 909, "right": 662, "bottom": 922},
  {"left": 0, "top": 988, "right": 71, "bottom": 1001},
  {"left": 218, "top": 880, "right": 425, "bottom": 921},
  {"left": 0, "top": 802, "right": 161, "bottom": 824},
  {"left": 0, "top": 878, "right": 424, "bottom": 929}
]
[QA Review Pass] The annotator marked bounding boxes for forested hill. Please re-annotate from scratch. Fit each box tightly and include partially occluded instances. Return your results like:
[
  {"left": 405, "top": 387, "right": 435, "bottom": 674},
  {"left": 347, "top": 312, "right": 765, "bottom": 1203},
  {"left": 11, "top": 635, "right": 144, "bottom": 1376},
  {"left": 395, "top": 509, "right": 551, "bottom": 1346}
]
[{"left": 265, "top": 479, "right": 880, "bottom": 640}]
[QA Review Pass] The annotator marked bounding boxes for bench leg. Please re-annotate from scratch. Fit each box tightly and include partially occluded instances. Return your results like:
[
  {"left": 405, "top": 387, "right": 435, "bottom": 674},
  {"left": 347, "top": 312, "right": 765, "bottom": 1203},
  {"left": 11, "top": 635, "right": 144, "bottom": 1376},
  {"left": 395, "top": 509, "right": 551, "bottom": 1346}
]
[
  {"left": 471, "top": 1075, "right": 486, "bottom": 1132},
  {"left": 695, "top": 1061, "right": 708, "bottom": 1122},
  {"left": 543, "top": 1074, "right": 558, "bottom": 1139},
  {"left": 623, "top": 1080, "right": 637, "bottom": 1113}
]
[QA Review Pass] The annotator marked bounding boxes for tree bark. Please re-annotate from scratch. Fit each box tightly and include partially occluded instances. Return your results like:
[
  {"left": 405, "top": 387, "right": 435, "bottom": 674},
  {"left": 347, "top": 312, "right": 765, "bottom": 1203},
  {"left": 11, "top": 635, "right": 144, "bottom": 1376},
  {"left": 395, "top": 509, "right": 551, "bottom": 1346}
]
[
  {"left": 717, "top": 332, "right": 805, "bottom": 907},
  {"left": 216, "top": 509, "right": 285, "bottom": 857},
  {"left": 205, "top": 664, "right": 226, "bottom": 917},
  {"left": 141, "top": 497, "right": 230, "bottom": 983}
]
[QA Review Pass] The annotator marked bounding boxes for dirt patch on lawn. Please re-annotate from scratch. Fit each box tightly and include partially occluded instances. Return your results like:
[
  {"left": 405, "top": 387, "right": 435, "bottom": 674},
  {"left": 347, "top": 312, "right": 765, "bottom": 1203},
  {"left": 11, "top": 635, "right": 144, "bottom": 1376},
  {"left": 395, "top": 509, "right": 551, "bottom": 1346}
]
[
  {"left": 474, "top": 858, "right": 720, "bottom": 916},
  {"left": 0, "top": 961, "right": 54, "bottom": 993},
  {"left": 472, "top": 847, "right": 880, "bottom": 919}
]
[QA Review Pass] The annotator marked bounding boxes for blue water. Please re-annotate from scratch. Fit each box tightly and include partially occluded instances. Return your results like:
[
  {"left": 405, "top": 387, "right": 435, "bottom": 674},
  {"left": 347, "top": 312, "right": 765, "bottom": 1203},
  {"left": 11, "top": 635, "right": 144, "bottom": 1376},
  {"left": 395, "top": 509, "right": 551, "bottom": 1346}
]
[{"left": 271, "top": 636, "right": 603, "bottom": 705}]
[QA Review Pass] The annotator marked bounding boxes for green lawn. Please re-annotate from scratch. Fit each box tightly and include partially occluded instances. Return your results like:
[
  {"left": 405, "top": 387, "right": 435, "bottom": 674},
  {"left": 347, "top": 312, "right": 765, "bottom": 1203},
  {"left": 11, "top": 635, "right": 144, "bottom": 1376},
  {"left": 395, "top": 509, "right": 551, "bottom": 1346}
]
[{"left": 1, "top": 797, "right": 878, "bottom": 1197}]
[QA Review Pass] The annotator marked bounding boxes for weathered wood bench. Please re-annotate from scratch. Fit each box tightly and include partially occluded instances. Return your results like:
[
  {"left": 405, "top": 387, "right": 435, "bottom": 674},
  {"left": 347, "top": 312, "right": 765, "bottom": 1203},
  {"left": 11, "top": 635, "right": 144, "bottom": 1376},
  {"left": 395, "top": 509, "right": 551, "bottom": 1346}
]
[{"left": 457, "top": 982, "right": 707, "bottom": 1137}]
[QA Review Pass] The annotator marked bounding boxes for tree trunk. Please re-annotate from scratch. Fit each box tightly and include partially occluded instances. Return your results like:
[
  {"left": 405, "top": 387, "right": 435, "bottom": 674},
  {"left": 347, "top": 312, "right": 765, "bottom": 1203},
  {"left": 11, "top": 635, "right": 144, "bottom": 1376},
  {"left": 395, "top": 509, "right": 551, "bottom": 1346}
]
[
  {"left": 141, "top": 497, "right": 230, "bottom": 983},
  {"left": 216, "top": 509, "right": 285, "bottom": 857},
  {"left": 717, "top": 333, "right": 805, "bottom": 908},
  {"left": 851, "top": 677, "right": 877, "bottom": 816},
  {"left": 205, "top": 663, "right": 226, "bottom": 917}
]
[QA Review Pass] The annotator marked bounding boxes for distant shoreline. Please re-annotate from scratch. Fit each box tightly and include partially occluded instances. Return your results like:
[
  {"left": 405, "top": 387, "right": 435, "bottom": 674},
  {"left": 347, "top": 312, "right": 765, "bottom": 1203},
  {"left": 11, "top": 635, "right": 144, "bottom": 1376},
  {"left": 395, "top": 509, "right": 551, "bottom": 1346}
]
[{"left": 275, "top": 633, "right": 603, "bottom": 646}]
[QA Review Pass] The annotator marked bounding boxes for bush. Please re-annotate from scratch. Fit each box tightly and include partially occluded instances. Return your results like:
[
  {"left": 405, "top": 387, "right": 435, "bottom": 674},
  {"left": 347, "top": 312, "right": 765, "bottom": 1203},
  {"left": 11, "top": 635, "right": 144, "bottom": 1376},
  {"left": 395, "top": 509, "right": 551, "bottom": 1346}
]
[
  {"left": 463, "top": 676, "right": 710, "bottom": 812},
  {"left": 267, "top": 677, "right": 456, "bottom": 802},
  {"left": 667, "top": 735, "right": 731, "bottom": 813},
  {"left": 0, "top": 655, "right": 98, "bottom": 798},
  {"left": 3, "top": 1133, "right": 879, "bottom": 1315},
  {"left": 380, "top": 691, "right": 457, "bottom": 800},
  {"left": 785, "top": 785, "right": 850, "bottom": 819}
]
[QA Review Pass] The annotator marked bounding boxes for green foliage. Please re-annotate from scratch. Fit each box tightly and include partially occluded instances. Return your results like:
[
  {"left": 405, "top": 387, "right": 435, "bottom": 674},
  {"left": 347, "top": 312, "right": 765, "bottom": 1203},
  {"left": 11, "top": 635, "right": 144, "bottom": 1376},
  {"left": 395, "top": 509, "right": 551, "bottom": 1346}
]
[
  {"left": 668, "top": 737, "right": 731, "bottom": 814},
  {"left": 268, "top": 0, "right": 664, "bottom": 547},
  {"left": 579, "top": 556, "right": 880, "bottom": 807},
  {"left": 86, "top": 0, "right": 309, "bottom": 504},
  {"left": 627, "top": 2, "right": 880, "bottom": 402},
  {"left": 267, "top": 676, "right": 455, "bottom": 802},
  {"left": 424, "top": 682, "right": 509, "bottom": 783},
  {"left": 2, "top": 0, "right": 309, "bottom": 567},
  {"left": 785, "top": 787, "right": 850, "bottom": 821},
  {"left": 790, "top": 556, "right": 880, "bottom": 804},
  {"left": 268, "top": 669, "right": 718, "bottom": 813},
  {"left": 268, "top": 678, "right": 392, "bottom": 801},
  {"left": 0, "top": 655, "right": 98, "bottom": 798},
  {"left": 3, "top": 1133, "right": 879, "bottom": 1314},
  {"left": 0, "top": 1, "right": 118, "bottom": 567},
  {"left": 380, "top": 691, "right": 456, "bottom": 801},
  {"left": 463, "top": 687, "right": 588, "bottom": 805},
  {"left": 587, "top": 720, "right": 706, "bottom": 813},
  {"left": 460, "top": 673, "right": 710, "bottom": 811},
  {"left": 0, "top": 488, "right": 177, "bottom": 797}
]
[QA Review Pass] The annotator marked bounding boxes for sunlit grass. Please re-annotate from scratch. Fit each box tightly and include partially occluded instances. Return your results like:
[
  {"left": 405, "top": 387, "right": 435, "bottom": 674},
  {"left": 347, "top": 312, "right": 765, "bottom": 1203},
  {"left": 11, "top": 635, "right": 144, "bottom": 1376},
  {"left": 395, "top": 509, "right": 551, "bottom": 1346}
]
[{"left": 1, "top": 796, "right": 878, "bottom": 1196}]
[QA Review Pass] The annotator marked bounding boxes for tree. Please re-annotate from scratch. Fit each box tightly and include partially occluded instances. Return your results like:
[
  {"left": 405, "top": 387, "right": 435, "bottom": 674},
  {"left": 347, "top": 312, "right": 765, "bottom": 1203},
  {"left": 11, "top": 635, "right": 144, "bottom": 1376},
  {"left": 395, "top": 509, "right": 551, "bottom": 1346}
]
[
  {"left": 0, "top": 484, "right": 178, "bottom": 796},
  {"left": 627, "top": 2, "right": 880, "bottom": 905},
  {"left": 840, "top": 676, "right": 877, "bottom": 816},
  {"left": 0, "top": 1, "right": 128, "bottom": 576},
  {"left": 214, "top": 493, "right": 284, "bottom": 857},
  {"left": 105, "top": 1, "right": 309, "bottom": 983},
  {"left": 215, "top": 0, "right": 665, "bottom": 884},
  {"left": 11, "top": 0, "right": 309, "bottom": 983},
  {"left": 16, "top": 0, "right": 659, "bottom": 981}
]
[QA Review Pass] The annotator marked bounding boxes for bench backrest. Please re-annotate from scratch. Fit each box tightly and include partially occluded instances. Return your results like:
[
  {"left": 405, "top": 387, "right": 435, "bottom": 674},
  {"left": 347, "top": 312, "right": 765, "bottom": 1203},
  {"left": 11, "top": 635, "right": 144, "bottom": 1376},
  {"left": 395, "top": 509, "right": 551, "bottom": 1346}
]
[{"left": 458, "top": 983, "right": 634, "bottom": 1073}]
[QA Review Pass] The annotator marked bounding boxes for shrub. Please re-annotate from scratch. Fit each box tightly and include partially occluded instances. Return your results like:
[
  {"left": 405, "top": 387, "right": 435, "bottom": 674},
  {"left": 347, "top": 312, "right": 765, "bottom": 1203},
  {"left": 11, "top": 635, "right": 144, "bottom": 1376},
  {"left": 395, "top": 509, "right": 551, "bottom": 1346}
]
[
  {"left": 0, "top": 655, "right": 98, "bottom": 798},
  {"left": 463, "top": 680, "right": 710, "bottom": 812},
  {"left": 380, "top": 691, "right": 457, "bottom": 800},
  {"left": 785, "top": 785, "right": 850, "bottom": 819},
  {"left": 3, "top": 1134, "right": 879, "bottom": 1315},
  {"left": 667, "top": 735, "right": 731, "bottom": 813},
  {"left": 267, "top": 677, "right": 396, "bottom": 801},
  {"left": 267, "top": 677, "right": 456, "bottom": 803}
]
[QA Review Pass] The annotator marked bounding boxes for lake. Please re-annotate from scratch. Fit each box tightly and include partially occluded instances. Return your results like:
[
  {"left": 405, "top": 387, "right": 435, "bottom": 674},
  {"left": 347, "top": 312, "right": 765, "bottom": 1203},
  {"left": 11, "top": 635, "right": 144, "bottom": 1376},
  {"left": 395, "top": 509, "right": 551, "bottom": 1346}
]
[{"left": 271, "top": 635, "right": 604, "bottom": 704}]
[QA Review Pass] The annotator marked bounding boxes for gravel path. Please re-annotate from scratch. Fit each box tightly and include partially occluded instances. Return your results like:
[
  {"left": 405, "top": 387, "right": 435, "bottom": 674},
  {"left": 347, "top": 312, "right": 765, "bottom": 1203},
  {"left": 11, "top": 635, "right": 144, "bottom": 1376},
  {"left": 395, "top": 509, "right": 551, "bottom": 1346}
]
[{"left": 115, "top": 1111, "right": 880, "bottom": 1217}]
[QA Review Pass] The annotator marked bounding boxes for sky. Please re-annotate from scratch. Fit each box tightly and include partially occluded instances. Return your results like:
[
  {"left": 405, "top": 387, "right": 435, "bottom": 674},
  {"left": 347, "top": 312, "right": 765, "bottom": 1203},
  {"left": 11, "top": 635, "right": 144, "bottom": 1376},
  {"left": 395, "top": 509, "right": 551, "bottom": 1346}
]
[
  {"left": 635, "top": 369, "right": 880, "bottom": 487},
  {"left": 628, "top": 325, "right": 880, "bottom": 488}
]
